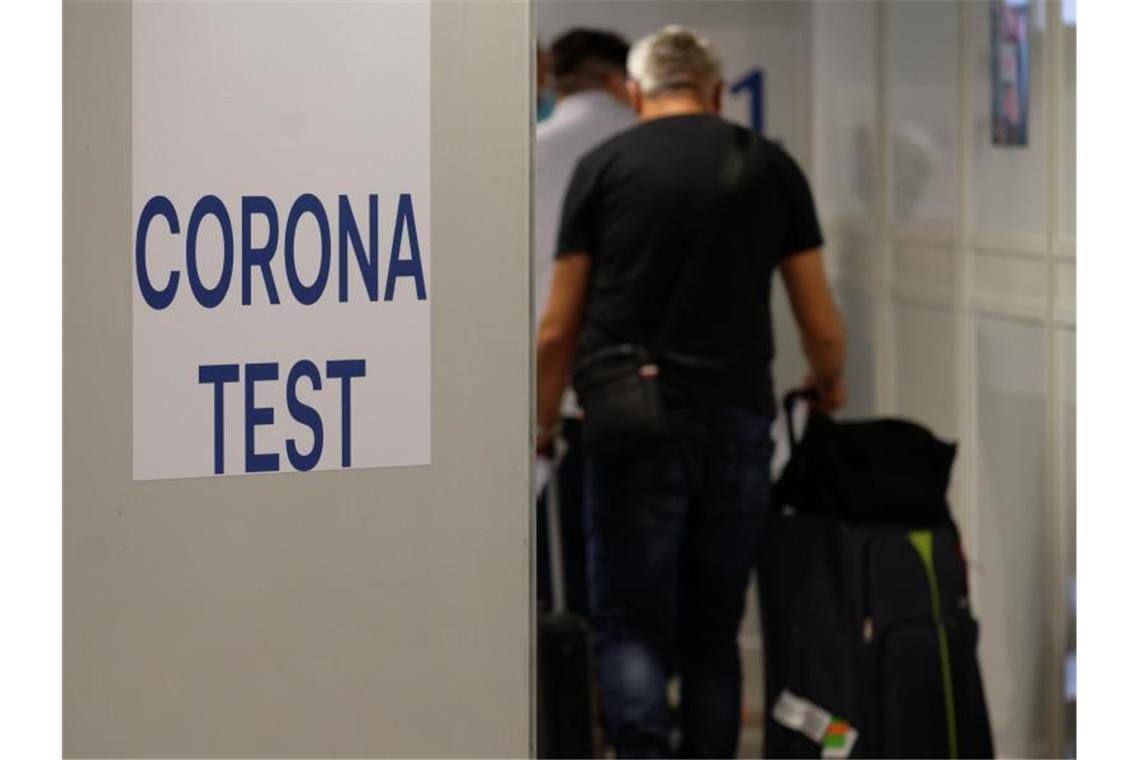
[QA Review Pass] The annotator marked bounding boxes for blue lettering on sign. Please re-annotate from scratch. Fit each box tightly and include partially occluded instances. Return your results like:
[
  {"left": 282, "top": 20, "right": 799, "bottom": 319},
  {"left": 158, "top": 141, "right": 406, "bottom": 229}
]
[
  {"left": 284, "top": 193, "right": 332, "bottom": 306},
  {"left": 339, "top": 194, "right": 379, "bottom": 302},
  {"left": 198, "top": 363, "right": 240, "bottom": 475},
  {"left": 136, "top": 195, "right": 181, "bottom": 310},
  {"left": 286, "top": 360, "right": 324, "bottom": 471},
  {"left": 186, "top": 195, "right": 235, "bottom": 309},
  {"left": 136, "top": 193, "right": 425, "bottom": 475},
  {"left": 326, "top": 359, "right": 367, "bottom": 468},
  {"left": 135, "top": 193, "right": 427, "bottom": 308},
  {"left": 244, "top": 362, "right": 280, "bottom": 473},
  {"left": 241, "top": 195, "right": 281, "bottom": 305},
  {"left": 198, "top": 359, "right": 368, "bottom": 475},
  {"left": 385, "top": 193, "right": 427, "bottom": 301}
]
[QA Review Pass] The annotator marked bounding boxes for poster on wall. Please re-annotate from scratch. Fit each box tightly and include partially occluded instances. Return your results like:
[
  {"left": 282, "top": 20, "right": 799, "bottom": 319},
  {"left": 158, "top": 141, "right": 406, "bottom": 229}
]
[
  {"left": 132, "top": 1, "right": 431, "bottom": 480},
  {"left": 990, "top": 0, "right": 1030, "bottom": 146}
]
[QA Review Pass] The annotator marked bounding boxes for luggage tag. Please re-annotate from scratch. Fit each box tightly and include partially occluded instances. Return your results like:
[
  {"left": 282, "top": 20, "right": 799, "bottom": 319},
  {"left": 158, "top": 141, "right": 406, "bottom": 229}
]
[{"left": 771, "top": 689, "right": 858, "bottom": 759}]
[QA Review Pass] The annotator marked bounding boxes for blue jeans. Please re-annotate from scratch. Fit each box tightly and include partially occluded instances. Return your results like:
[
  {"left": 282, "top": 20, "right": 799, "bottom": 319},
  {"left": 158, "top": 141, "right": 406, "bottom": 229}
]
[{"left": 586, "top": 404, "right": 774, "bottom": 758}]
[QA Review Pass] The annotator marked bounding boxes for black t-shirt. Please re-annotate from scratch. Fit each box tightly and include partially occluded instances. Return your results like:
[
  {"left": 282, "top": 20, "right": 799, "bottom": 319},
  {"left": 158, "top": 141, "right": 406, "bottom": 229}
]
[{"left": 556, "top": 113, "right": 824, "bottom": 414}]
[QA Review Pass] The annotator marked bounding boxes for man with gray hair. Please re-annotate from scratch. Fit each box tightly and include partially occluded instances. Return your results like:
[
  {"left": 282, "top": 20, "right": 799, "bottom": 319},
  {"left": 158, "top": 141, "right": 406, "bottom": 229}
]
[
  {"left": 626, "top": 23, "right": 724, "bottom": 102},
  {"left": 536, "top": 24, "right": 846, "bottom": 757}
]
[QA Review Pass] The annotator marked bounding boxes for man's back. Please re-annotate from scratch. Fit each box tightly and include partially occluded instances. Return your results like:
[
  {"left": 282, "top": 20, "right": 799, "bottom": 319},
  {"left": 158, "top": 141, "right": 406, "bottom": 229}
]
[
  {"left": 556, "top": 113, "right": 823, "bottom": 414},
  {"left": 534, "top": 92, "right": 635, "bottom": 324}
]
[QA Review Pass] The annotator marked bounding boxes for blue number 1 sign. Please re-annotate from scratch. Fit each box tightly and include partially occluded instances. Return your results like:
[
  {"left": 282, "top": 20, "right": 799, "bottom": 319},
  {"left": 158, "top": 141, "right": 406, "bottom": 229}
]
[{"left": 729, "top": 68, "right": 765, "bottom": 135}]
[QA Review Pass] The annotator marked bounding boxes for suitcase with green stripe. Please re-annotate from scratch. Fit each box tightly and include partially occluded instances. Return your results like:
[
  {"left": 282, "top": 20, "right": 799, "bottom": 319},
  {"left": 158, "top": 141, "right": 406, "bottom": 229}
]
[{"left": 758, "top": 393, "right": 993, "bottom": 758}]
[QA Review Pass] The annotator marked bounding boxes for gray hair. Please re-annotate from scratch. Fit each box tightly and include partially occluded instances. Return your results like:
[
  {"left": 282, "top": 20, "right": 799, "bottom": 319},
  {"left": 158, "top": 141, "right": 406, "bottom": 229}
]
[{"left": 627, "top": 25, "right": 723, "bottom": 98}]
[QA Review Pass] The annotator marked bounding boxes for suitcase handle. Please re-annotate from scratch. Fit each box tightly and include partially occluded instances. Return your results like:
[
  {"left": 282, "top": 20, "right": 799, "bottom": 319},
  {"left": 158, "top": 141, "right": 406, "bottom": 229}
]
[{"left": 544, "top": 436, "right": 569, "bottom": 615}]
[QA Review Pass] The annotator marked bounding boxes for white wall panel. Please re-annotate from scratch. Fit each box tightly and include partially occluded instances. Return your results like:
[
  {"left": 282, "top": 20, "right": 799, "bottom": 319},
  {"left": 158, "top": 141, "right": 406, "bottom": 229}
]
[
  {"left": 968, "top": 0, "right": 1048, "bottom": 243},
  {"left": 837, "top": 287, "right": 877, "bottom": 420},
  {"left": 1058, "top": 326, "right": 1076, "bottom": 754},
  {"left": 972, "top": 253, "right": 1049, "bottom": 319},
  {"left": 812, "top": 0, "right": 877, "bottom": 225},
  {"left": 1058, "top": 326, "right": 1075, "bottom": 616},
  {"left": 893, "top": 302, "right": 957, "bottom": 441},
  {"left": 1060, "top": 17, "right": 1076, "bottom": 244},
  {"left": 974, "top": 316, "right": 1050, "bottom": 759},
  {"left": 828, "top": 226, "right": 877, "bottom": 420},
  {"left": 1056, "top": 260, "right": 1076, "bottom": 324},
  {"left": 894, "top": 239, "right": 958, "bottom": 296},
  {"left": 830, "top": 225, "right": 877, "bottom": 292},
  {"left": 886, "top": 0, "right": 960, "bottom": 232}
]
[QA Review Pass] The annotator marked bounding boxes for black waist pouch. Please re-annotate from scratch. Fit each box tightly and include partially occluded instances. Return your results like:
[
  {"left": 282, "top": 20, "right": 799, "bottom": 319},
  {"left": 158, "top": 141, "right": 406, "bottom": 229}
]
[{"left": 572, "top": 344, "right": 666, "bottom": 461}]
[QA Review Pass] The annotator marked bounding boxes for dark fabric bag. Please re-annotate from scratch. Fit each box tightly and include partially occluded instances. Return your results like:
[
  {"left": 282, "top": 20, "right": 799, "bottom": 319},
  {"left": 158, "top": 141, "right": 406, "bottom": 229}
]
[
  {"left": 571, "top": 344, "right": 666, "bottom": 461},
  {"left": 772, "top": 392, "right": 957, "bottom": 525},
  {"left": 759, "top": 392, "right": 994, "bottom": 759}
]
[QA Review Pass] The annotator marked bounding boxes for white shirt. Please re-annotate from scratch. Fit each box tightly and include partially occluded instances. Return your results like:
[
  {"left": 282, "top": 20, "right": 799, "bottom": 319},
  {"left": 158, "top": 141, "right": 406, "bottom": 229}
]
[{"left": 534, "top": 91, "right": 636, "bottom": 325}]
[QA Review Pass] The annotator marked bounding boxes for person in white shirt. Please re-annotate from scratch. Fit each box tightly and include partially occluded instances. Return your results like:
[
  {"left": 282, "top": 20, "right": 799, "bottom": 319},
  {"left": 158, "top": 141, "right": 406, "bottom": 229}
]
[
  {"left": 534, "top": 29, "right": 636, "bottom": 617},
  {"left": 535, "top": 29, "right": 637, "bottom": 326}
]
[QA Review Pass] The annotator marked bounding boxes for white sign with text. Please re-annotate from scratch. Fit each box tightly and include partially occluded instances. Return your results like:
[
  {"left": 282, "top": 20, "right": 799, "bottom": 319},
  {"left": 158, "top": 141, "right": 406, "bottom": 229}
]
[{"left": 132, "top": 1, "right": 431, "bottom": 480}]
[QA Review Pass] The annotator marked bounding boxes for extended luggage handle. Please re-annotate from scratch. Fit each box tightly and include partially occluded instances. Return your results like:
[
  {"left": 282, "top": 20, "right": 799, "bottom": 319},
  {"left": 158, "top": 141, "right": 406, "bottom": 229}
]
[
  {"left": 545, "top": 436, "right": 569, "bottom": 615},
  {"left": 782, "top": 388, "right": 820, "bottom": 452}
]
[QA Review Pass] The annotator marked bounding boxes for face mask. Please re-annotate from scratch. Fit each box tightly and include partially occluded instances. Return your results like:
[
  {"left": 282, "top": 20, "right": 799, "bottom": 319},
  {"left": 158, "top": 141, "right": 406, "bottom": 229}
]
[{"left": 536, "top": 89, "right": 556, "bottom": 123}]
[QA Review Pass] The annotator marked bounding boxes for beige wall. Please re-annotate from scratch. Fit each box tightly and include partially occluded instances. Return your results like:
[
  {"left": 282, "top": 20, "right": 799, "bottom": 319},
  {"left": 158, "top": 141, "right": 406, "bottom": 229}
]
[{"left": 63, "top": 1, "right": 533, "bottom": 756}]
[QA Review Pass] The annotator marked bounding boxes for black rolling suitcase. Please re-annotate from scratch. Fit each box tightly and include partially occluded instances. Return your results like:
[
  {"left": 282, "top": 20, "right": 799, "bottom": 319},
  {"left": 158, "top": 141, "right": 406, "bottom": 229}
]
[
  {"left": 758, "top": 393, "right": 994, "bottom": 759},
  {"left": 537, "top": 439, "right": 597, "bottom": 759}
]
